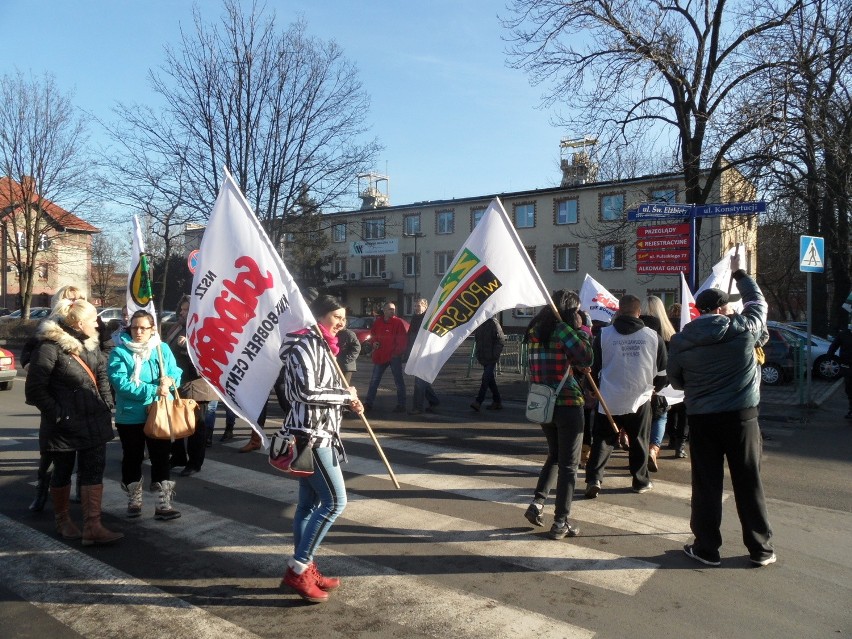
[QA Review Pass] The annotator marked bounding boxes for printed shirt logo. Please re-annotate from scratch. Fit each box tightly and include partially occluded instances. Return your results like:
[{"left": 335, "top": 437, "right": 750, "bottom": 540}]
[{"left": 426, "top": 248, "right": 502, "bottom": 337}]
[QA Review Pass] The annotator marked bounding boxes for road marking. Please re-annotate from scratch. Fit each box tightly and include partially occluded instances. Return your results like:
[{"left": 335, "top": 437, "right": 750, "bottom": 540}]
[{"left": 97, "top": 482, "right": 594, "bottom": 639}]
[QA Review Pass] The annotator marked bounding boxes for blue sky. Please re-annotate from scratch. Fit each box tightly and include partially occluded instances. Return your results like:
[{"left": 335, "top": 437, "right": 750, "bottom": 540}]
[{"left": 1, "top": 0, "right": 571, "bottom": 210}]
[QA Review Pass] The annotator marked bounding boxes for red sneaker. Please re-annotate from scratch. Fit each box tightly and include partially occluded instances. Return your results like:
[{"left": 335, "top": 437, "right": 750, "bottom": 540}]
[
  {"left": 281, "top": 566, "right": 329, "bottom": 603},
  {"left": 309, "top": 562, "right": 340, "bottom": 591}
]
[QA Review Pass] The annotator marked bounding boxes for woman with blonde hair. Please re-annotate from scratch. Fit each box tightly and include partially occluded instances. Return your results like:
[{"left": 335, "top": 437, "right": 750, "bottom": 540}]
[
  {"left": 25, "top": 299, "right": 123, "bottom": 545},
  {"left": 641, "top": 296, "right": 676, "bottom": 471}
]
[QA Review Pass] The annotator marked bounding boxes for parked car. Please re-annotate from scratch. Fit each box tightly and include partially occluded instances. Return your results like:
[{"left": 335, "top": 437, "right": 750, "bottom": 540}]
[
  {"left": 767, "top": 321, "right": 841, "bottom": 380},
  {"left": 98, "top": 307, "right": 124, "bottom": 322},
  {"left": 347, "top": 315, "right": 411, "bottom": 356},
  {"left": 761, "top": 327, "right": 796, "bottom": 386},
  {"left": 0, "top": 346, "right": 16, "bottom": 390},
  {"left": 0, "top": 307, "right": 51, "bottom": 322},
  {"left": 159, "top": 310, "right": 176, "bottom": 324}
]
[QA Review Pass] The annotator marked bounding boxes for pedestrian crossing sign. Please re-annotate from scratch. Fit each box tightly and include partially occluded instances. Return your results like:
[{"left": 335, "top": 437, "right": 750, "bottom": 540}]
[{"left": 799, "top": 235, "right": 825, "bottom": 273}]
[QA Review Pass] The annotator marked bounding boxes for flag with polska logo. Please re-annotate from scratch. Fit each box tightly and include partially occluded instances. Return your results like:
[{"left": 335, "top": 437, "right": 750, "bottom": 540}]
[
  {"left": 185, "top": 169, "right": 314, "bottom": 447},
  {"left": 404, "top": 198, "right": 549, "bottom": 384}
]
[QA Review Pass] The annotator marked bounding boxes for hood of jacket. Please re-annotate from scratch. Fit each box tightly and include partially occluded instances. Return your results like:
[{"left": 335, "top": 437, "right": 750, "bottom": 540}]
[
  {"left": 677, "top": 314, "right": 733, "bottom": 347},
  {"left": 36, "top": 318, "right": 100, "bottom": 355},
  {"left": 611, "top": 314, "right": 646, "bottom": 336}
]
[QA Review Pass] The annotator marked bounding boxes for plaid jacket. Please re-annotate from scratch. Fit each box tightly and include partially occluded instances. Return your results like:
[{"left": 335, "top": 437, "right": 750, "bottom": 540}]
[{"left": 527, "top": 322, "right": 594, "bottom": 406}]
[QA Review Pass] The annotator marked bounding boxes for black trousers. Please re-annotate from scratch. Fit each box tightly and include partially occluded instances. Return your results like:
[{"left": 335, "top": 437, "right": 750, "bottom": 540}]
[
  {"left": 117, "top": 423, "right": 172, "bottom": 486},
  {"left": 532, "top": 405, "right": 585, "bottom": 520},
  {"left": 666, "top": 402, "right": 689, "bottom": 445},
  {"left": 50, "top": 445, "right": 106, "bottom": 487},
  {"left": 169, "top": 401, "right": 208, "bottom": 470},
  {"left": 586, "top": 400, "right": 652, "bottom": 489},
  {"left": 688, "top": 410, "right": 773, "bottom": 560}
]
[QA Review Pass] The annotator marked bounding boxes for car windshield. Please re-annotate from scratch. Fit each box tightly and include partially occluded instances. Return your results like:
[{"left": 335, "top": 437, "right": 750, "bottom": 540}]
[{"left": 346, "top": 317, "right": 373, "bottom": 329}]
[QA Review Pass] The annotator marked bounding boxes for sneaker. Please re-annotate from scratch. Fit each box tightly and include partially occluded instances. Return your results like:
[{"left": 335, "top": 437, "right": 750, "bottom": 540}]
[
  {"left": 683, "top": 544, "right": 721, "bottom": 566},
  {"left": 280, "top": 566, "right": 329, "bottom": 603},
  {"left": 523, "top": 503, "right": 544, "bottom": 527},
  {"left": 632, "top": 482, "right": 654, "bottom": 494},
  {"left": 219, "top": 429, "right": 235, "bottom": 442},
  {"left": 585, "top": 480, "right": 601, "bottom": 499},
  {"left": 470, "top": 401, "right": 481, "bottom": 412},
  {"left": 750, "top": 553, "right": 777, "bottom": 567},
  {"left": 485, "top": 402, "right": 503, "bottom": 410},
  {"left": 549, "top": 519, "right": 579, "bottom": 540},
  {"left": 676, "top": 445, "right": 688, "bottom": 459}
]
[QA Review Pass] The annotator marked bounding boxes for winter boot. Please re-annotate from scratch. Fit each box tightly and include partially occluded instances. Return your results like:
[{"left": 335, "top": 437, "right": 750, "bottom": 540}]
[
  {"left": 121, "top": 479, "right": 144, "bottom": 518},
  {"left": 49, "top": 485, "right": 82, "bottom": 540},
  {"left": 29, "top": 455, "right": 52, "bottom": 512},
  {"left": 309, "top": 562, "right": 341, "bottom": 591},
  {"left": 280, "top": 558, "right": 328, "bottom": 603},
  {"left": 153, "top": 480, "right": 181, "bottom": 520},
  {"left": 648, "top": 445, "right": 660, "bottom": 473},
  {"left": 81, "top": 484, "right": 124, "bottom": 546},
  {"left": 239, "top": 431, "right": 262, "bottom": 453}
]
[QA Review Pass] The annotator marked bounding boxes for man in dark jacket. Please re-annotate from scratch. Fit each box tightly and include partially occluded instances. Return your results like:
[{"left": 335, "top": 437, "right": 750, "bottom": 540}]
[
  {"left": 407, "top": 298, "right": 440, "bottom": 414},
  {"left": 470, "top": 316, "right": 506, "bottom": 411},
  {"left": 668, "top": 255, "right": 776, "bottom": 567},
  {"left": 828, "top": 324, "right": 852, "bottom": 418},
  {"left": 585, "top": 295, "right": 667, "bottom": 497}
]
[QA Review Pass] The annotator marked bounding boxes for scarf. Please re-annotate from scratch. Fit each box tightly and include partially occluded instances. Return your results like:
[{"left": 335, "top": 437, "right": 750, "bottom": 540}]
[
  {"left": 318, "top": 322, "right": 339, "bottom": 356},
  {"left": 123, "top": 333, "right": 162, "bottom": 386}
]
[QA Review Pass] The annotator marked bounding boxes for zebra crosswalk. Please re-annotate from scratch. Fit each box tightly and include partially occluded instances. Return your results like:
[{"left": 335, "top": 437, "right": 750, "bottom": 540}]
[{"left": 3, "top": 425, "right": 850, "bottom": 639}]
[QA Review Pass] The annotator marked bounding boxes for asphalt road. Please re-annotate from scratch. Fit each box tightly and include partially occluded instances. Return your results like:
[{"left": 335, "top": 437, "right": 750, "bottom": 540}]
[{"left": 1, "top": 362, "right": 850, "bottom": 639}]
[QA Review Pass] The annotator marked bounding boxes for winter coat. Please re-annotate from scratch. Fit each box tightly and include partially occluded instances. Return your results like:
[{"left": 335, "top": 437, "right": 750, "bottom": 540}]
[
  {"left": 474, "top": 317, "right": 506, "bottom": 366},
  {"left": 336, "top": 328, "right": 361, "bottom": 373},
  {"left": 593, "top": 314, "right": 667, "bottom": 415},
  {"left": 405, "top": 311, "right": 426, "bottom": 361},
  {"left": 108, "top": 336, "right": 183, "bottom": 425},
  {"left": 370, "top": 315, "right": 408, "bottom": 365},
  {"left": 828, "top": 327, "right": 852, "bottom": 366},
  {"left": 24, "top": 319, "right": 115, "bottom": 452},
  {"left": 279, "top": 330, "right": 352, "bottom": 450},
  {"left": 667, "top": 271, "right": 767, "bottom": 415}
]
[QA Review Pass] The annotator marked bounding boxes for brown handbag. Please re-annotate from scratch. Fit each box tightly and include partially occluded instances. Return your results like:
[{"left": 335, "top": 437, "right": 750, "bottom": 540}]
[{"left": 143, "top": 346, "right": 197, "bottom": 442}]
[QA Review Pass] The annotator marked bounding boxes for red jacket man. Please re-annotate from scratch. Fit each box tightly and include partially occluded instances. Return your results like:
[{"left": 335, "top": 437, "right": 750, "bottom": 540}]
[{"left": 364, "top": 302, "right": 407, "bottom": 412}]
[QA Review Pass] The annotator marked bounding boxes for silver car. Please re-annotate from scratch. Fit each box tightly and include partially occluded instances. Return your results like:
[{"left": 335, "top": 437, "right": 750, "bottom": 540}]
[{"left": 767, "top": 321, "right": 842, "bottom": 380}]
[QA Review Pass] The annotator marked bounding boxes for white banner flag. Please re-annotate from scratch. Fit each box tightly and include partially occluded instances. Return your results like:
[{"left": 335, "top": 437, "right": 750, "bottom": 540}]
[
  {"left": 186, "top": 170, "right": 315, "bottom": 446},
  {"left": 695, "top": 244, "right": 746, "bottom": 313},
  {"left": 127, "top": 216, "right": 157, "bottom": 326},
  {"left": 679, "top": 271, "right": 699, "bottom": 330},
  {"left": 579, "top": 274, "right": 619, "bottom": 323},
  {"left": 404, "top": 198, "right": 549, "bottom": 384}
]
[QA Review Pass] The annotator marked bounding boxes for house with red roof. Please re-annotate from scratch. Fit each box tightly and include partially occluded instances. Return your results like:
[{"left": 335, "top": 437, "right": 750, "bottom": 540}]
[{"left": 1, "top": 176, "right": 100, "bottom": 310}]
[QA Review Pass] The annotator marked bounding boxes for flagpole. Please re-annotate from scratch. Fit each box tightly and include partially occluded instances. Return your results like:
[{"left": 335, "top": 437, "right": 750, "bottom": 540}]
[{"left": 311, "top": 328, "right": 401, "bottom": 489}]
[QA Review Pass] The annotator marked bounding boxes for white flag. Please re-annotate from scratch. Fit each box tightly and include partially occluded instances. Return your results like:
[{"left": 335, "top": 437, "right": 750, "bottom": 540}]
[
  {"left": 695, "top": 244, "right": 745, "bottom": 313},
  {"left": 679, "top": 271, "right": 699, "bottom": 331},
  {"left": 186, "top": 170, "right": 315, "bottom": 446},
  {"left": 579, "top": 274, "right": 619, "bottom": 323},
  {"left": 404, "top": 198, "right": 549, "bottom": 384},
  {"left": 127, "top": 215, "right": 157, "bottom": 326}
]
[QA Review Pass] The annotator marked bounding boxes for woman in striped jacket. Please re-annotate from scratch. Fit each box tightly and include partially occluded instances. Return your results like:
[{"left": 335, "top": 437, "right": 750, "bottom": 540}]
[{"left": 278, "top": 295, "right": 364, "bottom": 603}]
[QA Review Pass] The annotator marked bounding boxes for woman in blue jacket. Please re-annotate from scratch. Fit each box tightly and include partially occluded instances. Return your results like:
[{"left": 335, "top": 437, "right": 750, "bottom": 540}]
[{"left": 108, "top": 310, "right": 182, "bottom": 521}]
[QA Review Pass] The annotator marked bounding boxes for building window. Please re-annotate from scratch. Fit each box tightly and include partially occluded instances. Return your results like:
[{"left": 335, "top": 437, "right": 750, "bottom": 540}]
[
  {"left": 651, "top": 189, "right": 676, "bottom": 203},
  {"left": 514, "top": 307, "right": 536, "bottom": 318},
  {"left": 436, "top": 210, "right": 454, "bottom": 235},
  {"left": 403, "top": 294, "right": 416, "bottom": 316},
  {"left": 471, "top": 206, "right": 486, "bottom": 229},
  {"left": 514, "top": 202, "right": 535, "bottom": 228},
  {"left": 525, "top": 246, "right": 536, "bottom": 265},
  {"left": 600, "top": 242, "right": 625, "bottom": 270},
  {"left": 332, "top": 223, "right": 346, "bottom": 243},
  {"left": 404, "top": 214, "right": 421, "bottom": 236},
  {"left": 554, "top": 245, "right": 579, "bottom": 272},
  {"left": 648, "top": 289, "right": 678, "bottom": 310},
  {"left": 16, "top": 231, "right": 26, "bottom": 248},
  {"left": 332, "top": 258, "right": 346, "bottom": 277},
  {"left": 363, "top": 218, "right": 386, "bottom": 240},
  {"left": 600, "top": 193, "right": 625, "bottom": 221},
  {"left": 435, "top": 251, "right": 454, "bottom": 275},
  {"left": 555, "top": 199, "right": 578, "bottom": 225},
  {"left": 37, "top": 264, "right": 48, "bottom": 279},
  {"left": 362, "top": 256, "right": 385, "bottom": 278},
  {"left": 403, "top": 253, "right": 418, "bottom": 277}
]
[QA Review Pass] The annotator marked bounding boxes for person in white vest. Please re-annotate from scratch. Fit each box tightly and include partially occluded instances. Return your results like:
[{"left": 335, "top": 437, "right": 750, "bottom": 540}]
[{"left": 584, "top": 294, "right": 667, "bottom": 497}]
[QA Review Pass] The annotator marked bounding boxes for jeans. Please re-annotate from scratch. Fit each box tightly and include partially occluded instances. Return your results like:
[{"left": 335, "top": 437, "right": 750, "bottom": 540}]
[
  {"left": 50, "top": 445, "right": 106, "bottom": 487},
  {"left": 586, "top": 401, "right": 652, "bottom": 489},
  {"left": 531, "top": 405, "right": 584, "bottom": 520},
  {"left": 651, "top": 409, "right": 668, "bottom": 447},
  {"left": 688, "top": 409, "right": 773, "bottom": 560},
  {"left": 292, "top": 446, "right": 347, "bottom": 564},
  {"left": 412, "top": 377, "right": 439, "bottom": 410},
  {"left": 117, "top": 422, "right": 172, "bottom": 485},
  {"left": 364, "top": 357, "right": 406, "bottom": 408},
  {"left": 475, "top": 362, "right": 501, "bottom": 404}
]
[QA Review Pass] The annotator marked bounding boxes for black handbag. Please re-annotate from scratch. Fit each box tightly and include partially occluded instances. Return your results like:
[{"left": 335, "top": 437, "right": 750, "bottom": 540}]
[{"left": 288, "top": 432, "right": 315, "bottom": 477}]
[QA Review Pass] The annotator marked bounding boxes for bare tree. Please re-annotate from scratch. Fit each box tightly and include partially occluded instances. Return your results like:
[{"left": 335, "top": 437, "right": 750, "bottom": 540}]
[
  {"left": 90, "top": 232, "right": 128, "bottom": 308},
  {"left": 109, "top": 0, "right": 379, "bottom": 264},
  {"left": 0, "top": 71, "right": 91, "bottom": 313},
  {"left": 504, "top": 0, "right": 801, "bottom": 278}
]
